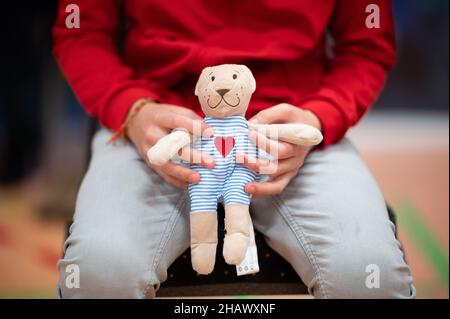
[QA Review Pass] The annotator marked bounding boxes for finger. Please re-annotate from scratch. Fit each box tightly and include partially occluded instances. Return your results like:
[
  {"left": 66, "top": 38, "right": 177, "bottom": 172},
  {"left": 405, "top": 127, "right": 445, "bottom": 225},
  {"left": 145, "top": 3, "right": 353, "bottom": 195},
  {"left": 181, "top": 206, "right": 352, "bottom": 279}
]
[
  {"left": 160, "top": 161, "right": 201, "bottom": 184},
  {"left": 177, "top": 147, "right": 215, "bottom": 169},
  {"left": 249, "top": 103, "right": 293, "bottom": 124},
  {"left": 248, "top": 130, "right": 296, "bottom": 159},
  {"left": 236, "top": 153, "right": 277, "bottom": 175},
  {"left": 153, "top": 167, "right": 189, "bottom": 190},
  {"left": 267, "top": 156, "right": 304, "bottom": 178},
  {"left": 143, "top": 126, "right": 166, "bottom": 147},
  {"left": 248, "top": 130, "right": 279, "bottom": 156},
  {"left": 154, "top": 112, "right": 213, "bottom": 137},
  {"left": 245, "top": 170, "right": 296, "bottom": 198}
]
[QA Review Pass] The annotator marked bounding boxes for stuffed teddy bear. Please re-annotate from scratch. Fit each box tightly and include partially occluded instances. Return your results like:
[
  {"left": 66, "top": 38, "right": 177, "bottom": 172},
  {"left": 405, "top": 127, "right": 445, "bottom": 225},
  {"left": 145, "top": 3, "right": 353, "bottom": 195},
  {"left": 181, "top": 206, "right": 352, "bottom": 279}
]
[{"left": 148, "top": 64, "right": 323, "bottom": 275}]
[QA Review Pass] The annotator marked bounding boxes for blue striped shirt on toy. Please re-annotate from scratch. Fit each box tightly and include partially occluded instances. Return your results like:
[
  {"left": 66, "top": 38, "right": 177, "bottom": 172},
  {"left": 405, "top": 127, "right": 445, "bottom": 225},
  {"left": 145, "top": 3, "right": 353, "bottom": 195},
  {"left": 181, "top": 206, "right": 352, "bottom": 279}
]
[{"left": 189, "top": 115, "right": 257, "bottom": 212}]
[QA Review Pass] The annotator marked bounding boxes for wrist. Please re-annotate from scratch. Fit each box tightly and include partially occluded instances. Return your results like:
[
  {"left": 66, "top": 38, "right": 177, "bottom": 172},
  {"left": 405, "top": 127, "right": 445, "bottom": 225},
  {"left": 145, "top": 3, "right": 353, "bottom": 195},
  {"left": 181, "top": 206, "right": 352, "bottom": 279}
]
[
  {"left": 109, "top": 97, "right": 155, "bottom": 143},
  {"left": 126, "top": 98, "right": 156, "bottom": 120},
  {"left": 291, "top": 105, "right": 322, "bottom": 132},
  {"left": 126, "top": 98, "right": 157, "bottom": 132},
  {"left": 302, "top": 109, "right": 322, "bottom": 132}
]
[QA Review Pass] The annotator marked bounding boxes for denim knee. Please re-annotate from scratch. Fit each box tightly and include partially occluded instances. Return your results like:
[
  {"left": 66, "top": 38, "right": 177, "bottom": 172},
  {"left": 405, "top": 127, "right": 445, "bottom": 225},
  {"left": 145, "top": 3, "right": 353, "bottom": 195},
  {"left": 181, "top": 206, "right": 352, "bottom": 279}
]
[
  {"left": 315, "top": 243, "right": 415, "bottom": 299},
  {"left": 58, "top": 235, "right": 159, "bottom": 299}
]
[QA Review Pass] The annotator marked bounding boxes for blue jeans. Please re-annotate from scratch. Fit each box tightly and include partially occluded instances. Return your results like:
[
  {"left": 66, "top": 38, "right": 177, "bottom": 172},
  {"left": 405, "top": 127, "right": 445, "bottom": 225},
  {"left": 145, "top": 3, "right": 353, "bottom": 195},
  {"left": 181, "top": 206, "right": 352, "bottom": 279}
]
[{"left": 57, "top": 129, "right": 415, "bottom": 298}]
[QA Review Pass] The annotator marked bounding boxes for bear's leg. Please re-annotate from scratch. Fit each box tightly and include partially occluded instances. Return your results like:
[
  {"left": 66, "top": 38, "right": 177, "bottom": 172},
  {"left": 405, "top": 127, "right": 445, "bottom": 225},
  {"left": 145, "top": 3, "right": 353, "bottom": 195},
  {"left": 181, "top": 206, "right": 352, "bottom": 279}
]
[
  {"left": 223, "top": 204, "right": 250, "bottom": 265},
  {"left": 190, "top": 211, "right": 218, "bottom": 275}
]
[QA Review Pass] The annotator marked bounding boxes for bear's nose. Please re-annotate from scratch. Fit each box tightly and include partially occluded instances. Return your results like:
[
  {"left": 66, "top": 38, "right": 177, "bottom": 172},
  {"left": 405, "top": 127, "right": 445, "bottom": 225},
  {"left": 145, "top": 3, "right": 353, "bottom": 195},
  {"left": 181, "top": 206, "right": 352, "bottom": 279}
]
[{"left": 216, "top": 89, "right": 230, "bottom": 96}]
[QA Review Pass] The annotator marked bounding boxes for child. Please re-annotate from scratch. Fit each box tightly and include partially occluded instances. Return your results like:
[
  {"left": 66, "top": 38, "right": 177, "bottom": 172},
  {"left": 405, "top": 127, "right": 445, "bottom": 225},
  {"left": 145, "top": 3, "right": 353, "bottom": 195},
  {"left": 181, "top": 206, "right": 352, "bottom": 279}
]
[{"left": 53, "top": 0, "right": 414, "bottom": 298}]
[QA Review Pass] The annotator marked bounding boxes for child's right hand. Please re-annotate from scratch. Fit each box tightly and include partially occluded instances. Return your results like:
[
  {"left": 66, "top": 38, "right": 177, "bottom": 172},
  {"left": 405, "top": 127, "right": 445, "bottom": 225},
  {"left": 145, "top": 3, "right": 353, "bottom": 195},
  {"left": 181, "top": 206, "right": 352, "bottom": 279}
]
[{"left": 127, "top": 101, "right": 214, "bottom": 189}]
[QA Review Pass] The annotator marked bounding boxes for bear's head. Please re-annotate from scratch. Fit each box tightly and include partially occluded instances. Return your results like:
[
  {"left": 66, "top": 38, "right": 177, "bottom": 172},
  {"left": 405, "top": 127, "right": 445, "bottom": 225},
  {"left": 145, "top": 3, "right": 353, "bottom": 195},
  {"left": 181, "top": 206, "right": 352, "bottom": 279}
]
[{"left": 195, "top": 64, "right": 256, "bottom": 118}]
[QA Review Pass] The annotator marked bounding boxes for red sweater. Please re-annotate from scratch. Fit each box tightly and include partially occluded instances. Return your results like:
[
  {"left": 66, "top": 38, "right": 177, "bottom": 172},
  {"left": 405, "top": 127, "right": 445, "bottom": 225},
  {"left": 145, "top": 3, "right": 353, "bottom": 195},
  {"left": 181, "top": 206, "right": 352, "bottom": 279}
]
[{"left": 53, "top": 0, "right": 395, "bottom": 147}]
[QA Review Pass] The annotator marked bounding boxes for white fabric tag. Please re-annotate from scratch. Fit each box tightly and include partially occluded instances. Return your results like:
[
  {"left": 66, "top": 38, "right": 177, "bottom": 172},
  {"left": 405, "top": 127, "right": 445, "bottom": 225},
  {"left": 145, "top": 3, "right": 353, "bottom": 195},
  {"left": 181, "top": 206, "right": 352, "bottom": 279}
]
[{"left": 236, "top": 222, "right": 260, "bottom": 276}]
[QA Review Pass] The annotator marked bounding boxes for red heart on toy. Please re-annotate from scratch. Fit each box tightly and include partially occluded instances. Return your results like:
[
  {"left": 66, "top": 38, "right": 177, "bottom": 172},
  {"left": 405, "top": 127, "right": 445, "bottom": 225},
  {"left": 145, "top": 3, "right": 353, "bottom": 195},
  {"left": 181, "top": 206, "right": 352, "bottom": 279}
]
[{"left": 214, "top": 136, "right": 235, "bottom": 157}]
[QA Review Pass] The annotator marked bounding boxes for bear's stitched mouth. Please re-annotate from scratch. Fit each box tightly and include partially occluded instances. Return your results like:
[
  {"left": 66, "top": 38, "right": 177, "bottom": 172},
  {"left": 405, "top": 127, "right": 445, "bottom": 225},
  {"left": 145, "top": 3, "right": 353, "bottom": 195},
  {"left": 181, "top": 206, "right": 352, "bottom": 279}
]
[{"left": 207, "top": 96, "right": 240, "bottom": 109}]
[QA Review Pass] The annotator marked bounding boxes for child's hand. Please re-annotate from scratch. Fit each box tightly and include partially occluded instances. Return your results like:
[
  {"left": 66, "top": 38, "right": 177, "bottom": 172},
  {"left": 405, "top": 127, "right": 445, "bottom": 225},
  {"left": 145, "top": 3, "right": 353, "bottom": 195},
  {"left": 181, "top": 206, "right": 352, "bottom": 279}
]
[
  {"left": 127, "top": 101, "right": 214, "bottom": 189},
  {"left": 243, "top": 103, "right": 322, "bottom": 198}
]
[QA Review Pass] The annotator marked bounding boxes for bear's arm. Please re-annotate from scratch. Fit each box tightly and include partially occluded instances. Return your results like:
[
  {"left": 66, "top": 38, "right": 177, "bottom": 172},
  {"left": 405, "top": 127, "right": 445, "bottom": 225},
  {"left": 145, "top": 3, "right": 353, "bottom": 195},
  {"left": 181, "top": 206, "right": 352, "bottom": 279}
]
[
  {"left": 248, "top": 123, "right": 323, "bottom": 147},
  {"left": 147, "top": 130, "right": 194, "bottom": 165}
]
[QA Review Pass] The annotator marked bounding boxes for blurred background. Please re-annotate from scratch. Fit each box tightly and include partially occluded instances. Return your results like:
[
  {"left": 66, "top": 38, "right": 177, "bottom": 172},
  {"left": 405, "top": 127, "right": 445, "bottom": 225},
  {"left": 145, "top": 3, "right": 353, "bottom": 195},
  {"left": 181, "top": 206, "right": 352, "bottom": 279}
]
[{"left": 0, "top": 0, "right": 448, "bottom": 298}]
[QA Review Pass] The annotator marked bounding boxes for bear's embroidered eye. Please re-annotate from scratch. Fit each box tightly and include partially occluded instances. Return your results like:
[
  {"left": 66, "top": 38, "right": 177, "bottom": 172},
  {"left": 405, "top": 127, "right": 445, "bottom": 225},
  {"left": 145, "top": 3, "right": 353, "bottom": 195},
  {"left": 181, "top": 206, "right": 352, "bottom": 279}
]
[
  {"left": 232, "top": 74, "right": 237, "bottom": 80},
  {"left": 211, "top": 76, "right": 215, "bottom": 81}
]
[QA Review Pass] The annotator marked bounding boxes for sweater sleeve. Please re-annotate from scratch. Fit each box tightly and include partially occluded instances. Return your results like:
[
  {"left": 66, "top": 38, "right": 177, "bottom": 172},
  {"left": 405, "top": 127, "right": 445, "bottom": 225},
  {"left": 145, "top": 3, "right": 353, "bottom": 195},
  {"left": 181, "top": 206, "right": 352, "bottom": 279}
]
[
  {"left": 299, "top": 0, "right": 396, "bottom": 147},
  {"left": 52, "top": 0, "right": 156, "bottom": 130}
]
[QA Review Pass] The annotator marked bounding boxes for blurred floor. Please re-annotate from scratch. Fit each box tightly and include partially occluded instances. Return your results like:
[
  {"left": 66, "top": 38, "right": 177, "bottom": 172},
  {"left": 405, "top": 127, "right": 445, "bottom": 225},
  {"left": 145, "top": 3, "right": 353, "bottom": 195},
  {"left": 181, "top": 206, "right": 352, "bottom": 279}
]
[{"left": 0, "top": 112, "right": 448, "bottom": 299}]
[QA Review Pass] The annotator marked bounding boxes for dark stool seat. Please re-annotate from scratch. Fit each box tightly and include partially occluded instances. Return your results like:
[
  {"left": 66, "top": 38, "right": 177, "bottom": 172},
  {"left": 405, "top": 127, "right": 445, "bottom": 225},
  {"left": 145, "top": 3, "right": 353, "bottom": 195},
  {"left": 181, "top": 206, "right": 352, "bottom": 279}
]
[{"left": 157, "top": 204, "right": 307, "bottom": 297}]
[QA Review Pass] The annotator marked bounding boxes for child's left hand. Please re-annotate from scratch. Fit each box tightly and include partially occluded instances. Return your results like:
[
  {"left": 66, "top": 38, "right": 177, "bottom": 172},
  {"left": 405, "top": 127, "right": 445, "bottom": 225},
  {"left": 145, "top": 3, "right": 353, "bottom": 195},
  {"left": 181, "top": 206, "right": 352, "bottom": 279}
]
[{"left": 243, "top": 103, "right": 322, "bottom": 198}]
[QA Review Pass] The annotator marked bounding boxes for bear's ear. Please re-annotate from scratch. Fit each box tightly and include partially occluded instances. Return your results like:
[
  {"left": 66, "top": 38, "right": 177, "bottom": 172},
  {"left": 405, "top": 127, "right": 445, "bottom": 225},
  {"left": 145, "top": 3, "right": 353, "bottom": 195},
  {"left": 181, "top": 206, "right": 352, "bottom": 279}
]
[
  {"left": 238, "top": 65, "right": 256, "bottom": 93},
  {"left": 195, "top": 67, "right": 211, "bottom": 96}
]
